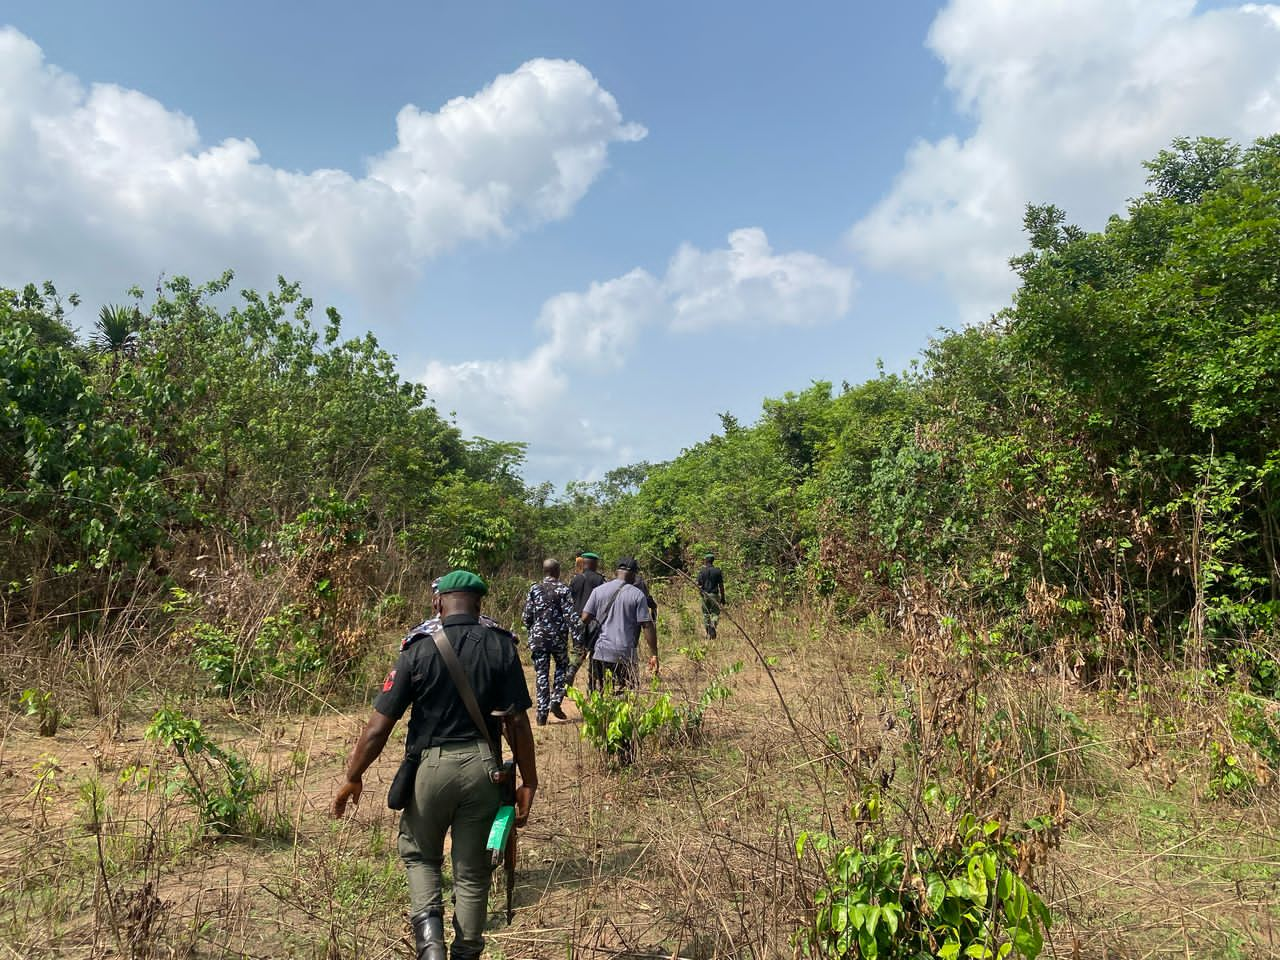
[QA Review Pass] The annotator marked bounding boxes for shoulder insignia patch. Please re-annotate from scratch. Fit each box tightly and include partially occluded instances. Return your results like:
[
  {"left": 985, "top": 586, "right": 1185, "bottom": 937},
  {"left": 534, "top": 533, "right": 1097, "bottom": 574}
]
[
  {"left": 479, "top": 614, "right": 517, "bottom": 641},
  {"left": 400, "top": 617, "right": 441, "bottom": 650},
  {"left": 382, "top": 669, "right": 396, "bottom": 692}
]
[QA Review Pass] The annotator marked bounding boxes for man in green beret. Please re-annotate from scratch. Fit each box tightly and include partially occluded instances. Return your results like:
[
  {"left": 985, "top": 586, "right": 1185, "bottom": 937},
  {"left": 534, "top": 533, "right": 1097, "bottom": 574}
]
[
  {"left": 333, "top": 570, "right": 537, "bottom": 960},
  {"left": 396, "top": 575, "right": 505, "bottom": 653}
]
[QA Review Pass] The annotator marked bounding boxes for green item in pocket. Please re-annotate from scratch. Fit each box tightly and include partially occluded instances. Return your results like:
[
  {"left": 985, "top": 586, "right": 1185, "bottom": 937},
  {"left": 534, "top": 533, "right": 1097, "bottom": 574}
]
[{"left": 486, "top": 805, "right": 515, "bottom": 866}]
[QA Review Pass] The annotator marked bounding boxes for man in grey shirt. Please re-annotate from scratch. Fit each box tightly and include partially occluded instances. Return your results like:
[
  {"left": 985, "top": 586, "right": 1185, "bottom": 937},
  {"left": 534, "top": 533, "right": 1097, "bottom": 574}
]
[{"left": 580, "top": 557, "right": 658, "bottom": 690}]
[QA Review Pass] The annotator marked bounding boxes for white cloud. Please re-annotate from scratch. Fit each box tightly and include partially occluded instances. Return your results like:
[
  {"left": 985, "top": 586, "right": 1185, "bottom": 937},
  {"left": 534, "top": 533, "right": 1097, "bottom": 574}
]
[
  {"left": 667, "top": 228, "right": 855, "bottom": 331},
  {"left": 0, "top": 28, "right": 644, "bottom": 308},
  {"left": 424, "top": 229, "right": 854, "bottom": 472},
  {"left": 849, "top": 0, "right": 1280, "bottom": 321},
  {"left": 424, "top": 268, "right": 663, "bottom": 451}
]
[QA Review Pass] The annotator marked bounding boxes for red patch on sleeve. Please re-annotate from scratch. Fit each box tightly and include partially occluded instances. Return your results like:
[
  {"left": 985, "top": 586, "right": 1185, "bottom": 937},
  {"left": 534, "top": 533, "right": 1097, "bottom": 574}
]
[{"left": 382, "top": 669, "right": 396, "bottom": 692}]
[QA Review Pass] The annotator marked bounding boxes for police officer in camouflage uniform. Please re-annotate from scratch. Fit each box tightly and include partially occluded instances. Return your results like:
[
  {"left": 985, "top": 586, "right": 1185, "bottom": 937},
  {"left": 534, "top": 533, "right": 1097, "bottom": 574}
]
[
  {"left": 333, "top": 570, "right": 537, "bottom": 960},
  {"left": 521, "top": 558, "right": 575, "bottom": 725}
]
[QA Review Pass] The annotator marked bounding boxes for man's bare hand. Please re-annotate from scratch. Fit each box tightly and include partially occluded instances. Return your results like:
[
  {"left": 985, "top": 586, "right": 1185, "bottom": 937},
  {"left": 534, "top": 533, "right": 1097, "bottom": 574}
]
[
  {"left": 332, "top": 777, "right": 362, "bottom": 818},
  {"left": 514, "top": 784, "right": 536, "bottom": 827},
  {"left": 648, "top": 655, "right": 659, "bottom": 678}
]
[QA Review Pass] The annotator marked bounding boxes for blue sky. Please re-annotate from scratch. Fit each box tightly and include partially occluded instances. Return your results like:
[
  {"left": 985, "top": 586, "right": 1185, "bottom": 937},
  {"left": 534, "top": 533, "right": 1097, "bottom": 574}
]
[{"left": 3, "top": 1, "right": 1279, "bottom": 483}]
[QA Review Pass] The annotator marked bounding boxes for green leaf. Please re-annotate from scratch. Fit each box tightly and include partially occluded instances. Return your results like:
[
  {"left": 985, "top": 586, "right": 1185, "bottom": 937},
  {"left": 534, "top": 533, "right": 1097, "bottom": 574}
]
[
  {"left": 850, "top": 902, "right": 868, "bottom": 929},
  {"left": 857, "top": 927, "right": 877, "bottom": 959},
  {"left": 997, "top": 870, "right": 1013, "bottom": 901},
  {"left": 831, "top": 904, "right": 848, "bottom": 933},
  {"left": 882, "top": 902, "right": 900, "bottom": 936},
  {"left": 981, "top": 853, "right": 998, "bottom": 882},
  {"left": 866, "top": 904, "right": 881, "bottom": 937},
  {"left": 1012, "top": 921, "right": 1044, "bottom": 958}
]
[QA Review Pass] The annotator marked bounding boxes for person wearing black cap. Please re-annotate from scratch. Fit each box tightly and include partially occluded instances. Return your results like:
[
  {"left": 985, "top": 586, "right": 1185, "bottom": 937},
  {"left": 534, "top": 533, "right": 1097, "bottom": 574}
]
[
  {"left": 696, "top": 553, "right": 726, "bottom": 639},
  {"left": 579, "top": 557, "right": 658, "bottom": 689},
  {"left": 566, "top": 551, "right": 607, "bottom": 689},
  {"left": 332, "top": 570, "right": 537, "bottom": 960}
]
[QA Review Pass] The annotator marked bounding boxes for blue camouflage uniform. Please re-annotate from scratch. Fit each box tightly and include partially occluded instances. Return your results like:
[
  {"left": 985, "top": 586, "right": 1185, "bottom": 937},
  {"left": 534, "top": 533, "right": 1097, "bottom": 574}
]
[{"left": 521, "top": 577, "right": 576, "bottom": 722}]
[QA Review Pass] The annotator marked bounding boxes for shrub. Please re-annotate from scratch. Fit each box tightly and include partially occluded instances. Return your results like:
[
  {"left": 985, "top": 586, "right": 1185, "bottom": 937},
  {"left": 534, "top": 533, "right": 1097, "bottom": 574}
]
[
  {"left": 567, "top": 663, "right": 740, "bottom": 762},
  {"left": 795, "top": 793, "right": 1054, "bottom": 960},
  {"left": 191, "top": 621, "right": 263, "bottom": 697},
  {"left": 20, "top": 687, "right": 61, "bottom": 736},
  {"left": 190, "top": 606, "right": 329, "bottom": 701},
  {"left": 145, "top": 708, "right": 266, "bottom": 835},
  {"left": 1206, "top": 693, "right": 1280, "bottom": 799}
]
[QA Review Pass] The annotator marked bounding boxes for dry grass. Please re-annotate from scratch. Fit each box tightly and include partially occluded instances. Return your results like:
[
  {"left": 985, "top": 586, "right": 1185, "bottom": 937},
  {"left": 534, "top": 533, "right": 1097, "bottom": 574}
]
[{"left": 1, "top": 580, "right": 1277, "bottom": 959}]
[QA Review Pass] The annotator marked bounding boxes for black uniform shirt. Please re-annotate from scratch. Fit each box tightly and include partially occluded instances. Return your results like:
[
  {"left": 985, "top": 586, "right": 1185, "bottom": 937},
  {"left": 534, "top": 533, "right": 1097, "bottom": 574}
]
[
  {"left": 374, "top": 613, "right": 532, "bottom": 753},
  {"left": 569, "top": 569, "right": 606, "bottom": 614},
  {"left": 696, "top": 565, "right": 724, "bottom": 598}
]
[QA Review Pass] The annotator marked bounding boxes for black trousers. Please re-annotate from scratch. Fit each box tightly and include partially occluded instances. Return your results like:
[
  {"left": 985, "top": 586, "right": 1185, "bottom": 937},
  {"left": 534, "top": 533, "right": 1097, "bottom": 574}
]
[{"left": 590, "top": 657, "right": 637, "bottom": 691}]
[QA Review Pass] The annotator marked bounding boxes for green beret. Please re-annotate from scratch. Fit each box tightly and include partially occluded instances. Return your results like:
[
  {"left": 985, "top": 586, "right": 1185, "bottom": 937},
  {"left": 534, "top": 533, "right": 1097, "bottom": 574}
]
[
  {"left": 580, "top": 552, "right": 600, "bottom": 560},
  {"left": 435, "top": 570, "right": 488, "bottom": 596}
]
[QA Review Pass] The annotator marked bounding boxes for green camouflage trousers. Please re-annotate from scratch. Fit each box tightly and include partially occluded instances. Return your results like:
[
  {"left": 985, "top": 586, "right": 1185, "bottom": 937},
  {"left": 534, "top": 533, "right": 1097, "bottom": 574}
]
[{"left": 701, "top": 594, "right": 721, "bottom": 638}]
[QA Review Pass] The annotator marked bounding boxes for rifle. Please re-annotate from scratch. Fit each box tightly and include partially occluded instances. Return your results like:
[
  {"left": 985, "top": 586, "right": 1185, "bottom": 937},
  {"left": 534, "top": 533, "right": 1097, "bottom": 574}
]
[
  {"left": 502, "top": 764, "right": 517, "bottom": 923},
  {"left": 485, "top": 709, "right": 520, "bottom": 923}
]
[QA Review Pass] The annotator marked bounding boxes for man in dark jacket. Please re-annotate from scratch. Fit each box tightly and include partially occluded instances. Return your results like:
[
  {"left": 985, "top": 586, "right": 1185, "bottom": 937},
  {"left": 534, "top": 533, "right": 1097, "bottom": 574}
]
[
  {"left": 565, "top": 552, "right": 606, "bottom": 688},
  {"left": 696, "top": 553, "right": 726, "bottom": 639},
  {"left": 332, "top": 570, "right": 537, "bottom": 960}
]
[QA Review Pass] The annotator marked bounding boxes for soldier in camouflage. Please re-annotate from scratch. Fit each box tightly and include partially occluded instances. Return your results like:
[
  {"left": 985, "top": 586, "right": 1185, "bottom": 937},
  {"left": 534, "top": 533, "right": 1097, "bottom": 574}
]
[{"left": 521, "top": 558, "right": 576, "bottom": 725}]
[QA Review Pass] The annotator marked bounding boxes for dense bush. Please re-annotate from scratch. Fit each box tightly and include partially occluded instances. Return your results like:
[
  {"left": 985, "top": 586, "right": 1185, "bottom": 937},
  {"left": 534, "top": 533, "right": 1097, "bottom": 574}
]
[
  {"left": 145, "top": 708, "right": 267, "bottom": 836},
  {"left": 550, "top": 136, "right": 1280, "bottom": 684},
  {"left": 566, "top": 663, "right": 739, "bottom": 762},
  {"left": 1, "top": 274, "right": 545, "bottom": 654}
]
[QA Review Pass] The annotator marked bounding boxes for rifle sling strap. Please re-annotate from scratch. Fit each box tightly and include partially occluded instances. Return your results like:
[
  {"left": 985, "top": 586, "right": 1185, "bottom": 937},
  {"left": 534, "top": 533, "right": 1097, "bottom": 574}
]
[{"left": 432, "top": 627, "right": 500, "bottom": 764}]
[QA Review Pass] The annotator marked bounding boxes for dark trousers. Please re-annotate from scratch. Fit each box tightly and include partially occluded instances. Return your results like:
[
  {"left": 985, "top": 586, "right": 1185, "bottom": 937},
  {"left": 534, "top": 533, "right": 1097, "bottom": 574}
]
[
  {"left": 701, "top": 595, "right": 721, "bottom": 638},
  {"left": 567, "top": 641, "right": 595, "bottom": 691},
  {"left": 590, "top": 657, "right": 637, "bottom": 691}
]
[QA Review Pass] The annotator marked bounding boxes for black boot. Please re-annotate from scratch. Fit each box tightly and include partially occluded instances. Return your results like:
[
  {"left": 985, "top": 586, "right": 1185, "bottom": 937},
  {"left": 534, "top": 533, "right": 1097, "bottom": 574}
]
[{"left": 411, "top": 908, "right": 446, "bottom": 960}]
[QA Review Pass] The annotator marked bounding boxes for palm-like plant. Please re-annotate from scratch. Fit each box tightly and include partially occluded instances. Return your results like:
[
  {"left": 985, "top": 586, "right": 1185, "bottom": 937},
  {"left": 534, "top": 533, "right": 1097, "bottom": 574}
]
[{"left": 93, "top": 304, "right": 141, "bottom": 361}]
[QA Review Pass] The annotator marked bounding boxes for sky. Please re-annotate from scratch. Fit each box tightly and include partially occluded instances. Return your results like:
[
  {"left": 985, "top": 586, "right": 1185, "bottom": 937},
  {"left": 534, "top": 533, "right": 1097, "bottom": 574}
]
[{"left": 3, "top": 1, "right": 1279, "bottom": 485}]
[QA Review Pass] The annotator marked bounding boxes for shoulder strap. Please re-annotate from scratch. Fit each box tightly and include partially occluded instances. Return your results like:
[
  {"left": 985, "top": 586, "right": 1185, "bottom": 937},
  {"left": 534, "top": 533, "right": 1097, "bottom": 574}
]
[
  {"left": 431, "top": 626, "right": 499, "bottom": 760},
  {"left": 597, "top": 581, "right": 624, "bottom": 623}
]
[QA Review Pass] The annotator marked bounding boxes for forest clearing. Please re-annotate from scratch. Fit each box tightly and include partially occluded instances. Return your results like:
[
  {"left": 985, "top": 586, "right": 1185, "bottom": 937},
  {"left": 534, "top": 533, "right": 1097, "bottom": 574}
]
[
  {"left": 3, "top": 137, "right": 1280, "bottom": 958},
  {"left": 1, "top": 578, "right": 1277, "bottom": 959}
]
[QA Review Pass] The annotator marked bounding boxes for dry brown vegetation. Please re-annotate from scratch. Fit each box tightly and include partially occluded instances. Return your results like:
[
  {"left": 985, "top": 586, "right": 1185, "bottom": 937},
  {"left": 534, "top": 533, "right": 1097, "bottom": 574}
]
[{"left": 2, "top": 580, "right": 1278, "bottom": 960}]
